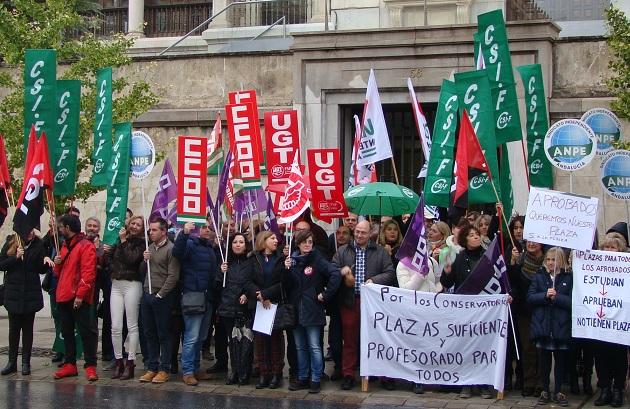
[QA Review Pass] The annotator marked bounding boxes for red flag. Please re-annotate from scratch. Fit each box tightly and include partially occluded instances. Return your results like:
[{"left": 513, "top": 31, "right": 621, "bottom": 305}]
[
  {"left": 278, "top": 151, "right": 310, "bottom": 225},
  {"left": 14, "top": 138, "right": 47, "bottom": 238},
  {"left": 307, "top": 148, "right": 348, "bottom": 223},
  {"left": 25, "top": 125, "right": 37, "bottom": 173},
  {"left": 0, "top": 135, "right": 11, "bottom": 189},
  {"left": 453, "top": 110, "right": 491, "bottom": 208},
  {"left": 37, "top": 132, "right": 54, "bottom": 190}
]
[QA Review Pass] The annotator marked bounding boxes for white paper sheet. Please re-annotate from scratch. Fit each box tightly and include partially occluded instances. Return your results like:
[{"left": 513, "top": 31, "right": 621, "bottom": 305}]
[{"left": 253, "top": 301, "right": 278, "bottom": 335}]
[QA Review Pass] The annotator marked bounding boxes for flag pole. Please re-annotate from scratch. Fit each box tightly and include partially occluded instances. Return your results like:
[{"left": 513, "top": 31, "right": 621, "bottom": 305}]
[
  {"left": 488, "top": 178, "right": 516, "bottom": 250},
  {"left": 390, "top": 157, "right": 400, "bottom": 185},
  {"left": 519, "top": 140, "right": 531, "bottom": 190},
  {"left": 140, "top": 180, "right": 152, "bottom": 294},
  {"left": 45, "top": 191, "right": 60, "bottom": 255}
]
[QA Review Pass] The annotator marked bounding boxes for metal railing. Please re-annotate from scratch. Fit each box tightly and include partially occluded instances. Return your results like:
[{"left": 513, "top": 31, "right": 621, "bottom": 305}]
[
  {"left": 145, "top": 3, "right": 211, "bottom": 37},
  {"left": 227, "top": 0, "right": 310, "bottom": 27},
  {"left": 250, "top": 16, "right": 286, "bottom": 40}
]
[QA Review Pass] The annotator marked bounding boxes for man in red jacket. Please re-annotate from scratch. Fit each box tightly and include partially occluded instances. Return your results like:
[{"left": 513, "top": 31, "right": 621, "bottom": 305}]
[{"left": 52, "top": 214, "right": 99, "bottom": 381}]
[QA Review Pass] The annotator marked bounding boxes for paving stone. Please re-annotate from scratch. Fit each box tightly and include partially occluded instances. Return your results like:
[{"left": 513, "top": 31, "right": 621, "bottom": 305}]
[
  {"left": 342, "top": 395, "right": 365, "bottom": 404},
  {"left": 363, "top": 396, "right": 407, "bottom": 405},
  {"left": 465, "top": 404, "right": 490, "bottom": 409},
  {"left": 446, "top": 402, "right": 472, "bottom": 409},
  {"left": 404, "top": 398, "right": 448, "bottom": 407}
]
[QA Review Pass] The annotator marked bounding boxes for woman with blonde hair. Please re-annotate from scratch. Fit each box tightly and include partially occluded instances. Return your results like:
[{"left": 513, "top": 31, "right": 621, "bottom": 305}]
[
  {"left": 428, "top": 221, "right": 451, "bottom": 260},
  {"left": 249, "top": 230, "right": 287, "bottom": 389},
  {"left": 474, "top": 215, "right": 492, "bottom": 248},
  {"left": 378, "top": 220, "right": 403, "bottom": 268}
]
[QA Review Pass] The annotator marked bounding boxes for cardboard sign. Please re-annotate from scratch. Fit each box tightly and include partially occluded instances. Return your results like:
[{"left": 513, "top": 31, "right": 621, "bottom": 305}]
[
  {"left": 360, "top": 285, "right": 508, "bottom": 392},
  {"left": 307, "top": 148, "right": 347, "bottom": 223},
  {"left": 226, "top": 102, "right": 262, "bottom": 189},
  {"left": 177, "top": 136, "right": 208, "bottom": 223},
  {"left": 264, "top": 110, "right": 300, "bottom": 186},
  {"left": 523, "top": 187, "right": 598, "bottom": 250},
  {"left": 572, "top": 250, "right": 630, "bottom": 346}
]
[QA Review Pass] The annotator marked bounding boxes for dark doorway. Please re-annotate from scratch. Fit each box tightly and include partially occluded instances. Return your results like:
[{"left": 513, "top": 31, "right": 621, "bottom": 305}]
[{"left": 339, "top": 102, "right": 438, "bottom": 193}]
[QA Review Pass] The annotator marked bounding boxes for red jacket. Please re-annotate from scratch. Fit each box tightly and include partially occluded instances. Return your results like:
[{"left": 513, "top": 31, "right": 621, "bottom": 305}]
[{"left": 54, "top": 233, "right": 97, "bottom": 304}]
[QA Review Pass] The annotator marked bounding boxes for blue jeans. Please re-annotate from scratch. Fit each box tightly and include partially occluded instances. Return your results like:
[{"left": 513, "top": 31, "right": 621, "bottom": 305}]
[
  {"left": 141, "top": 292, "right": 174, "bottom": 372},
  {"left": 292, "top": 324, "right": 323, "bottom": 383},
  {"left": 181, "top": 302, "right": 212, "bottom": 376}
]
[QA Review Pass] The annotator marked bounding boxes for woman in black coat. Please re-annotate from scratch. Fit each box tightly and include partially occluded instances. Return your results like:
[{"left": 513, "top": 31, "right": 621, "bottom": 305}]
[
  {"left": 0, "top": 231, "right": 50, "bottom": 375},
  {"left": 249, "top": 231, "right": 286, "bottom": 389},
  {"left": 216, "top": 232, "right": 255, "bottom": 385},
  {"left": 283, "top": 230, "right": 341, "bottom": 394},
  {"left": 527, "top": 247, "right": 573, "bottom": 406}
]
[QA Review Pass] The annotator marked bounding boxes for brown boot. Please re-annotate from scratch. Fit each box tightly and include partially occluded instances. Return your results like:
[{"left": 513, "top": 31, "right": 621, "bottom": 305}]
[
  {"left": 195, "top": 370, "right": 211, "bottom": 381},
  {"left": 183, "top": 374, "right": 198, "bottom": 386},
  {"left": 119, "top": 360, "right": 135, "bottom": 380},
  {"left": 110, "top": 359, "right": 124, "bottom": 379}
]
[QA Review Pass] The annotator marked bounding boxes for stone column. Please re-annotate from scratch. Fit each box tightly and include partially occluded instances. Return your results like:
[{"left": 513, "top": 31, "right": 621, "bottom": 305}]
[
  {"left": 308, "top": 0, "right": 327, "bottom": 23},
  {"left": 211, "top": 0, "right": 230, "bottom": 28},
  {"left": 127, "top": 0, "right": 145, "bottom": 37},
  {"left": 388, "top": 6, "right": 404, "bottom": 27},
  {"left": 455, "top": 0, "right": 471, "bottom": 24}
]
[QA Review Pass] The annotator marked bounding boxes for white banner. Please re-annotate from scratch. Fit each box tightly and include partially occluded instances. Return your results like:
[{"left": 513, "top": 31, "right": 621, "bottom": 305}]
[
  {"left": 572, "top": 250, "right": 630, "bottom": 346},
  {"left": 357, "top": 69, "right": 392, "bottom": 165},
  {"left": 523, "top": 187, "right": 598, "bottom": 251},
  {"left": 360, "top": 284, "right": 509, "bottom": 391}
]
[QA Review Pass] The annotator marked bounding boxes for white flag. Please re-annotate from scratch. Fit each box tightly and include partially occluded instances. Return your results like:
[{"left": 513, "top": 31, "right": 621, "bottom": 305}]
[
  {"left": 407, "top": 78, "right": 432, "bottom": 178},
  {"left": 357, "top": 69, "right": 392, "bottom": 166},
  {"left": 349, "top": 115, "right": 377, "bottom": 187},
  {"left": 476, "top": 41, "right": 486, "bottom": 70}
]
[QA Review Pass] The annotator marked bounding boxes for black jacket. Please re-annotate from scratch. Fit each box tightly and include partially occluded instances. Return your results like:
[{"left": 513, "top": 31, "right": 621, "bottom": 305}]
[
  {"left": 173, "top": 233, "right": 217, "bottom": 300},
  {"left": 527, "top": 268, "right": 573, "bottom": 342},
  {"left": 440, "top": 246, "right": 484, "bottom": 292},
  {"left": 108, "top": 236, "right": 145, "bottom": 282},
  {"left": 0, "top": 236, "right": 47, "bottom": 314},
  {"left": 249, "top": 250, "right": 286, "bottom": 303},
  {"left": 216, "top": 254, "right": 253, "bottom": 318},
  {"left": 284, "top": 249, "right": 341, "bottom": 327}
]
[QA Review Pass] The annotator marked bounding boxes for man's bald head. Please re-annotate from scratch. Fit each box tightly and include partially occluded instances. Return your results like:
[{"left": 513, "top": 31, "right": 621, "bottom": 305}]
[{"left": 354, "top": 220, "right": 371, "bottom": 247}]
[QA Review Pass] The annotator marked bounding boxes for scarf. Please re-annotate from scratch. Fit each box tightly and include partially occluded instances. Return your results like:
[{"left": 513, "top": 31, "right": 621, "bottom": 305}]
[{"left": 521, "top": 252, "right": 544, "bottom": 279}]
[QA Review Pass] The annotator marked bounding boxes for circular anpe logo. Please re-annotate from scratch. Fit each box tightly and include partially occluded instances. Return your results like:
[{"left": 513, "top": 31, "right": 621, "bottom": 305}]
[
  {"left": 581, "top": 108, "right": 621, "bottom": 155},
  {"left": 130, "top": 131, "right": 156, "bottom": 180},
  {"left": 600, "top": 150, "right": 630, "bottom": 200},
  {"left": 544, "top": 119, "right": 596, "bottom": 171}
]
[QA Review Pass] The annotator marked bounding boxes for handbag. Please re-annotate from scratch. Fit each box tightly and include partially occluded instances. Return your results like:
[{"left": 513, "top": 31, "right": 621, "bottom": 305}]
[
  {"left": 41, "top": 270, "right": 53, "bottom": 293},
  {"left": 273, "top": 283, "right": 295, "bottom": 330},
  {"left": 181, "top": 291, "right": 206, "bottom": 315}
]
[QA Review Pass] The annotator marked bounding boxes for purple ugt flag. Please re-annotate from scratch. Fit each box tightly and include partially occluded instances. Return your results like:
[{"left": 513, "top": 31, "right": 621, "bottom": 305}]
[
  {"left": 456, "top": 237, "right": 511, "bottom": 295},
  {"left": 150, "top": 159, "right": 178, "bottom": 225},
  {"left": 396, "top": 195, "right": 429, "bottom": 276},
  {"left": 213, "top": 150, "right": 232, "bottom": 223}
]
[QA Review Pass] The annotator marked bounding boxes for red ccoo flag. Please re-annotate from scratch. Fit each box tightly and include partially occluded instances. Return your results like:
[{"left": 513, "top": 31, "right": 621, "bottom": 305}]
[
  {"left": 25, "top": 125, "right": 37, "bottom": 173},
  {"left": 37, "top": 132, "right": 54, "bottom": 190},
  {"left": 452, "top": 110, "right": 491, "bottom": 208}
]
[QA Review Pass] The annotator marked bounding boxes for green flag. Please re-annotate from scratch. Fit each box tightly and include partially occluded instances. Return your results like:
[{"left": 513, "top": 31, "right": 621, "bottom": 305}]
[
  {"left": 91, "top": 67, "right": 113, "bottom": 187},
  {"left": 423, "top": 80, "right": 458, "bottom": 208},
  {"left": 24, "top": 49, "right": 57, "bottom": 157},
  {"left": 103, "top": 123, "right": 131, "bottom": 246},
  {"left": 454, "top": 70, "right": 500, "bottom": 205},
  {"left": 517, "top": 64, "right": 553, "bottom": 188},
  {"left": 53, "top": 80, "right": 81, "bottom": 196},
  {"left": 499, "top": 144, "right": 514, "bottom": 220},
  {"left": 477, "top": 10, "right": 523, "bottom": 144}
]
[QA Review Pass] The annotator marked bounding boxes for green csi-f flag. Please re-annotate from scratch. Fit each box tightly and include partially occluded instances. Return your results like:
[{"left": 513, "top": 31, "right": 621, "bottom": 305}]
[
  {"left": 103, "top": 123, "right": 131, "bottom": 246},
  {"left": 53, "top": 80, "right": 81, "bottom": 196},
  {"left": 517, "top": 64, "right": 553, "bottom": 188},
  {"left": 423, "top": 80, "right": 458, "bottom": 208},
  {"left": 477, "top": 9, "right": 523, "bottom": 145},
  {"left": 24, "top": 49, "right": 57, "bottom": 157},
  {"left": 91, "top": 67, "right": 113, "bottom": 187},
  {"left": 454, "top": 70, "right": 500, "bottom": 204}
]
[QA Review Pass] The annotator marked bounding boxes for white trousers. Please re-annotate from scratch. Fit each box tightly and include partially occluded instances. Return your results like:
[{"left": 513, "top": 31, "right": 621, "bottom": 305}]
[{"left": 110, "top": 279, "right": 142, "bottom": 360}]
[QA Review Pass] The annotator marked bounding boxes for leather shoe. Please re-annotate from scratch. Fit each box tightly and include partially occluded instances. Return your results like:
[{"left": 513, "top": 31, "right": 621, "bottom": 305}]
[
  {"left": 119, "top": 360, "right": 135, "bottom": 380},
  {"left": 238, "top": 376, "right": 249, "bottom": 386},
  {"left": 111, "top": 359, "right": 124, "bottom": 379},
  {"left": 268, "top": 374, "right": 282, "bottom": 389},
  {"left": 1, "top": 361, "right": 17, "bottom": 376},
  {"left": 256, "top": 376, "right": 270, "bottom": 389},
  {"left": 413, "top": 383, "right": 424, "bottom": 394},
  {"left": 21, "top": 363, "right": 31, "bottom": 376},
  {"left": 594, "top": 387, "right": 612, "bottom": 406},
  {"left": 341, "top": 376, "right": 355, "bottom": 390},
  {"left": 289, "top": 379, "right": 309, "bottom": 391}
]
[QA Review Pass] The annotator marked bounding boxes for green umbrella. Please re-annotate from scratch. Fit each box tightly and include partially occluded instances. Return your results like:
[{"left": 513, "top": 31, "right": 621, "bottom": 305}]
[{"left": 343, "top": 182, "right": 420, "bottom": 216}]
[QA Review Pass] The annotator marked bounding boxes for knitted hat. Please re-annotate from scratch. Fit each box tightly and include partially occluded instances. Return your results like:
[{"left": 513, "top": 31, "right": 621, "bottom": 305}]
[{"left": 606, "top": 222, "right": 628, "bottom": 246}]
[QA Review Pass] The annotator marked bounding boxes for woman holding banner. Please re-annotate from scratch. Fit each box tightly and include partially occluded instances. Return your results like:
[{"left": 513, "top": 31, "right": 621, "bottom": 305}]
[
  {"left": 592, "top": 236, "right": 627, "bottom": 407},
  {"left": 508, "top": 240, "right": 545, "bottom": 396},
  {"left": 283, "top": 230, "right": 341, "bottom": 394},
  {"left": 527, "top": 247, "right": 572, "bottom": 407}
]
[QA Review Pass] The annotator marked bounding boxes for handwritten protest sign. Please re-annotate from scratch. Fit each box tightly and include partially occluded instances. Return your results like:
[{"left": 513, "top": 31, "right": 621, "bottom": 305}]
[
  {"left": 360, "top": 284, "right": 508, "bottom": 391},
  {"left": 523, "top": 187, "right": 598, "bottom": 251},
  {"left": 572, "top": 250, "right": 630, "bottom": 346}
]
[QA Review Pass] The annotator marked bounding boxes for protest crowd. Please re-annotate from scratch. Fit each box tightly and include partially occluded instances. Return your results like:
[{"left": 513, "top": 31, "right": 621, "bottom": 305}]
[{"left": 0, "top": 202, "right": 628, "bottom": 407}]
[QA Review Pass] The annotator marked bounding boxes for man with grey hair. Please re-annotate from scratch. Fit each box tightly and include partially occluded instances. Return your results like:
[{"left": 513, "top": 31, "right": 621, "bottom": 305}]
[{"left": 332, "top": 220, "right": 395, "bottom": 390}]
